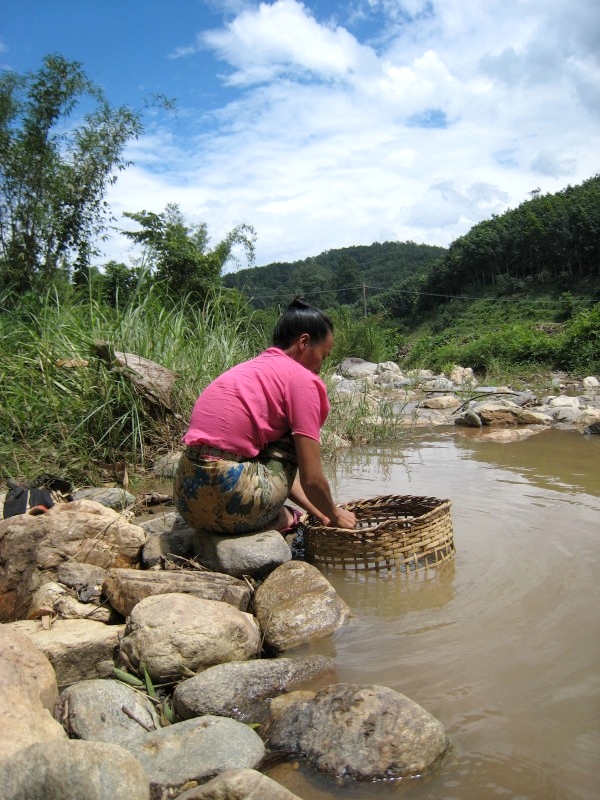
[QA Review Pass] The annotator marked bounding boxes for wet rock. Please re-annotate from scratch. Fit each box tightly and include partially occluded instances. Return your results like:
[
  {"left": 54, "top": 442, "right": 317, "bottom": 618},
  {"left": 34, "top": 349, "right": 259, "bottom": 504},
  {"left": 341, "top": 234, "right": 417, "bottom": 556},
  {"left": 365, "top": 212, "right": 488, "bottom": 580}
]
[
  {"left": 474, "top": 427, "right": 545, "bottom": 443},
  {"left": 454, "top": 409, "right": 483, "bottom": 427},
  {"left": 28, "top": 580, "right": 114, "bottom": 623},
  {"left": 0, "top": 626, "right": 67, "bottom": 756},
  {"left": 253, "top": 561, "right": 352, "bottom": 653},
  {"left": 119, "top": 716, "right": 265, "bottom": 795},
  {"left": 0, "top": 739, "right": 149, "bottom": 800},
  {"left": 263, "top": 683, "right": 448, "bottom": 780},
  {"left": 56, "top": 678, "right": 156, "bottom": 743},
  {"left": 140, "top": 511, "right": 197, "bottom": 568},
  {"left": 585, "top": 420, "right": 600, "bottom": 434},
  {"left": 119, "top": 593, "right": 260, "bottom": 682},
  {"left": 175, "top": 768, "right": 303, "bottom": 800},
  {"left": 173, "top": 655, "right": 335, "bottom": 723},
  {"left": 73, "top": 487, "right": 136, "bottom": 510},
  {"left": 0, "top": 500, "right": 145, "bottom": 621},
  {"left": 8, "top": 618, "right": 125, "bottom": 686},
  {"left": 104, "top": 567, "right": 251, "bottom": 616},
  {"left": 198, "top": 528, "right": 292, "bottom": 578}
]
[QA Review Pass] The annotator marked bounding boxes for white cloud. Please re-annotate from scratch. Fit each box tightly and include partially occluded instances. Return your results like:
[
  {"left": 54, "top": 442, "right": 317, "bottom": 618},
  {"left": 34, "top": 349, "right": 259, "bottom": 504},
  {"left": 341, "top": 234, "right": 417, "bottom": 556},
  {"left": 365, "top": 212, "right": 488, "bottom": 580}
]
[{"left": 103, "top": 0, "right": 600, "bottom": 268}]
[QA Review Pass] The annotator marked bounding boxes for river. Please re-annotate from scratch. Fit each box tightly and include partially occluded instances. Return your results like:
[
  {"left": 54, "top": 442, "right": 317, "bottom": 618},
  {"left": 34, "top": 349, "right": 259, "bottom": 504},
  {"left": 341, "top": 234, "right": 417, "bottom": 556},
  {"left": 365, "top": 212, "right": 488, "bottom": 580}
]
[{"left": 266, "top": 427, "right": 600, "bottom": 800}]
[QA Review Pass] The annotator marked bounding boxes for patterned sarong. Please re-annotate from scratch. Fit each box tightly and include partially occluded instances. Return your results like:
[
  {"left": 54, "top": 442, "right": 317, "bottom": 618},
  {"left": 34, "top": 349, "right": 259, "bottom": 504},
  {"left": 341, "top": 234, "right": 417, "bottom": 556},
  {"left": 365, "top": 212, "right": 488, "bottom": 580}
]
[{"left": 173, "top": 435, "right": 298, "bottom": 534}]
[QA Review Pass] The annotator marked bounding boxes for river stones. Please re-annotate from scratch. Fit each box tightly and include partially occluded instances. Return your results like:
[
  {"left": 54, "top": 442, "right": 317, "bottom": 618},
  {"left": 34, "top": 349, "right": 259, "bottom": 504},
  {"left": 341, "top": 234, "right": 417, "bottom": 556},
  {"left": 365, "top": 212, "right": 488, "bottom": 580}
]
[
  {"left": 175, "top": 768, "right": 303, "bottom": 800},
  {"left": 262, "top": 683, "right": 448, "bottom": 780},
  {"left": 0, "top": 739, "right": 149, "bottom": 800},
  {"left": 173, "top": 655, "right": 335, "bottom": 723},
  {"left": 253, "top": 561, "right": 352, "bottom": 653},
  {"left": 119, "top": 593, "right": 260, "bottom": 682}
]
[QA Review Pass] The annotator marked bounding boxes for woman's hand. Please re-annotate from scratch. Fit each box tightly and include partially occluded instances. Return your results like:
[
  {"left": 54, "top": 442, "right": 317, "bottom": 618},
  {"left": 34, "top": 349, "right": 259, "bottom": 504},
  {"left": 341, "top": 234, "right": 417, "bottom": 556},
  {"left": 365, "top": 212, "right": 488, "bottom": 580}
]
[{"left": 329, "top": 507, "right": 357, "bottom": 529}]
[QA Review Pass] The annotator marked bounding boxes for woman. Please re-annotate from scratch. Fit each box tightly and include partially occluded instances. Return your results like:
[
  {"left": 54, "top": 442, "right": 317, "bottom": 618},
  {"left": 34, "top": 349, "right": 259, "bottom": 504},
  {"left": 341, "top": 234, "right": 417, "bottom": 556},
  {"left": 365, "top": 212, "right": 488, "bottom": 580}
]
[{"left": 174, "top": 298, "right": 356, "bottom": 534}]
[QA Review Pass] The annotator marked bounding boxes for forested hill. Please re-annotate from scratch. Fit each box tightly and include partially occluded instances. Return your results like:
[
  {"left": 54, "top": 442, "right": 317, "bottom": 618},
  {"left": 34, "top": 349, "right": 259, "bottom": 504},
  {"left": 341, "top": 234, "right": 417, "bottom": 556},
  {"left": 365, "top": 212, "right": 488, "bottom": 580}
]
[{"left": 222, "top": 240, "right": 447, "bottom": 309}]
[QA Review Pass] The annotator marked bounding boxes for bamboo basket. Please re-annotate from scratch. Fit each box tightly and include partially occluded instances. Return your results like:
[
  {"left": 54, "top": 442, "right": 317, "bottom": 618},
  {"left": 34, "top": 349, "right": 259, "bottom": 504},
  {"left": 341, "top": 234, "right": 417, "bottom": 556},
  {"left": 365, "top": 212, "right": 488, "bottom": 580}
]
[{"left": 300, "top": 494, "right": 454, "bottom": 575}]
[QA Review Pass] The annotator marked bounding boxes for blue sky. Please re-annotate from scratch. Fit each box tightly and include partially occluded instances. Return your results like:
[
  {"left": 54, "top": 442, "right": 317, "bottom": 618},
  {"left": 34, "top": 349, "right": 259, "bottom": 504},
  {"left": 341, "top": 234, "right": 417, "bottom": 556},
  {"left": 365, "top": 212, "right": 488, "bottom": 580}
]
[{"left": 2, "top": 0, "right": 599, "bottom": 268}]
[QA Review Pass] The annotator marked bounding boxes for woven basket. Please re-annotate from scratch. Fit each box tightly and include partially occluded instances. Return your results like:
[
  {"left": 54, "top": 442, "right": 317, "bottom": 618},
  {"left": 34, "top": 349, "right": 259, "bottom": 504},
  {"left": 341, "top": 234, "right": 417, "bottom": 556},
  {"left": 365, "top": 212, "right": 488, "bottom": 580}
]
[{"left": 300, "top": 494, "right": 454, "bottom": 574}]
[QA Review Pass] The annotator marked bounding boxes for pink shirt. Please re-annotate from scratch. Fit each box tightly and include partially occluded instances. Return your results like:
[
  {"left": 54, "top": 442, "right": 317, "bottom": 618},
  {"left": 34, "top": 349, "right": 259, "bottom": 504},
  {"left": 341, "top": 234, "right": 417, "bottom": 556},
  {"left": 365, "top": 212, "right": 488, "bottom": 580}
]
[{"left": 182, "top": 347, "right": 330, "bottom": 457}]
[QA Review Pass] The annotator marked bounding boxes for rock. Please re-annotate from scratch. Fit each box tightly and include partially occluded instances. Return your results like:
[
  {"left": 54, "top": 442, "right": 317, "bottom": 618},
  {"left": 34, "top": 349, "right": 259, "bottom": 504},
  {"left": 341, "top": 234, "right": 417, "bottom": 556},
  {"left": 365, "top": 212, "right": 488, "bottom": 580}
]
[
  {"left": 339, "top": 359, "right": 378, "bottom": 379},
  {"left": 119, "top": 593, "right": 260, "bottom": 682},
  {"left": 153, "top": 451, "right": 182, "bottom": 477},
  {"left": 173, "top": 655, "right": 335, "bottom": 723},
  {"left": 549, "top": 407, "right": 583, "bottom": 424},
  {"left": 104, "top": 567, "right": 251, "bottom": 616},
  {"left": 406, "top": 369, "right": 436, "bottom": 381},
  {"left": 471, "top": 401, "right": 552, "bottom": 426},
  {"left": 119, "top": 716, "right": 265, "bottom": 795},
  {"left": 449, "top": 365, "right": 477, "bottom": 385},
  {"left": 423, "top": 377, "right": 455, "bottom": 391},
  {"left": 329, "top": 377, "right": 362, "bottom": 395},
  {"left": 73, "top": 487, "right": 136, "bottom": 510},
  {"left": 28, "top": 580, "right": 115, "bottom": 623},
  {"left": 585, "top": 420, "right": 600, "bottom": 434},
  {"left": 0, "top": 626, "right": 67, "bottom": 757},
  {"left": 140, "top": 511, "right": 198, "bottom": 568},
  {"left": 376, "top": 361, "right": 402, "bottom": 375},
  {"left": 253, "top": 561, "right": 352, "bottom": 653},
  {"left": 583, "top": 376, "right": 600, "bottom": 388},
  {"left": 474, "top": 427, "right": 545, "bottom": 443},
  {"left": 263, "top": 683, "right": 447, "bottom": 780},
  {"left": 56, "top": 562, "right": 107, "bottom": 599},
  {"left": 0, "top": 739, "right": 149, "bottom": 800},
  {"left": 175, "top": 768, "right": 303, "bottom": 800},
  {"left": 548, "top": 396, "right": 580, "bottom": 408},
  {"left": 8, "top": 619, "right": 125, "bottom": 686},
  {"left": 422, "top": 395, "right": 460, "bottom": 409},
  {"left": 56, "top": 678, "right": 156, "bottom": 743},
  {"left": 0, "top": 501, "right": 145, "bottom": 621},
  {"left": 454, "top": 410, "right": 483, "bottom": 427},
  {"left": 373, "top": 369, "right": 402, "bottom": 386},
  {"left": 198, "top": 529, "right": 292, "bottom": 578}
]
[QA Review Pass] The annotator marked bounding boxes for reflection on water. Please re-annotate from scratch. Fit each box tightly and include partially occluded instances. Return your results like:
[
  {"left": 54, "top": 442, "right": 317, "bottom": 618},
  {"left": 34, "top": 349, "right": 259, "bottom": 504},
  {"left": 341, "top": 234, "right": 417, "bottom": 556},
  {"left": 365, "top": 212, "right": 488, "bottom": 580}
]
[{"left": 270, "top": 429, "right": 600, "bottom": 800}]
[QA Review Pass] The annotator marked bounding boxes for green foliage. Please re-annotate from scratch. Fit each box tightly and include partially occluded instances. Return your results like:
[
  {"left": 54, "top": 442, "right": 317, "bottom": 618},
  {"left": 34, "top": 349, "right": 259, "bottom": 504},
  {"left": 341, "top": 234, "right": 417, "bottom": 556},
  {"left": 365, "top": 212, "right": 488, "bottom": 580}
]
[
  {"left": 123, "top": 204, "right": 255, "bottom": 303},
  {"left": 556, "top": 303, "right": 600, "bottom": 373},
  {"left": 329, "top": 309, "right": 399, "bottom": 364},
  {"left": 0, "top": 54, "right": 143, "bottom": 295}
]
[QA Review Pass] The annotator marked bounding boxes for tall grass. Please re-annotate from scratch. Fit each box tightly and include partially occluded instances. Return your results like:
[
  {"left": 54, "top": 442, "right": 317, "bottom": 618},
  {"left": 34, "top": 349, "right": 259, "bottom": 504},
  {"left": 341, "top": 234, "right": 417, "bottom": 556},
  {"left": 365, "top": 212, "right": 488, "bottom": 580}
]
[{"left": 0, "top": 285, "right": 263, "bottom": 485}]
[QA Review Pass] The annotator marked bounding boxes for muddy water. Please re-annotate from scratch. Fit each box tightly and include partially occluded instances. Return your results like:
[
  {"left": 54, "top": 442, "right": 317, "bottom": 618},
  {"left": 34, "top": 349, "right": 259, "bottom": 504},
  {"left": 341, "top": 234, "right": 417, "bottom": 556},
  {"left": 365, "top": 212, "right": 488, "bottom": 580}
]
[{"left": 267, "top": 428, "right": 600, "bottom": 800}]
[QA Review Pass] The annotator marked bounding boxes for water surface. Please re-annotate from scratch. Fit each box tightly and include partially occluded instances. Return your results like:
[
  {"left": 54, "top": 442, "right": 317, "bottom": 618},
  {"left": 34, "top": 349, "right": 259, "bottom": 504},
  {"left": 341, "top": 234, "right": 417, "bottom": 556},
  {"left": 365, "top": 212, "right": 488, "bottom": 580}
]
[{"left": 268, "top": 428, "right": 600, "bottom": 800}]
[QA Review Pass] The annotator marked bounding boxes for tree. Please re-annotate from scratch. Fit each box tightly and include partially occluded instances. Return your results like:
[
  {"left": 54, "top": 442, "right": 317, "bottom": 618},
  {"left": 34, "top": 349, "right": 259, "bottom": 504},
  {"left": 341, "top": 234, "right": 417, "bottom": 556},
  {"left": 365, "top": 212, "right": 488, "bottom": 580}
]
[
  {"left": 0, "top": 54, "right": 142, "bottom": 293},
  {"left": 122, "top": 203, "right": 255, "bottom": 301}
]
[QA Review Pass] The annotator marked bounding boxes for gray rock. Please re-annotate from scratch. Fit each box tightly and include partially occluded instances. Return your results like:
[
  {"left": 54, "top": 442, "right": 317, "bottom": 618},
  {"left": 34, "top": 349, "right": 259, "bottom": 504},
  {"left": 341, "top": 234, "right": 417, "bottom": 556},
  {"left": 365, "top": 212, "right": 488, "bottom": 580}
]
[
  {"left": 28, "top": 580, "right": 114, "bottom": 623},
  {"left": 339, "top": 359, "right": 379, "bottom": 379},
  {"left": 423, "top": 377, "right": 455, "bottom": 391},
  {"left": 104, "top": 567, "right": 252, "bottom": 616},
  {"left": 120, "top": 716, "right": 265, "bottom": 794},
  {"left": 73, "top": 487, "right": 136, "bottom": 510},
  {"left": 175, "top": 768, "right": 303, "bottom": 800},
  {"left": 0, "top": 739, "right": 149, "bottom": 800},
  {"left": 585, "top": 420, "right": 600, "bottom": 434},
  {"left": 56, "top": 562, "right": 107, "bottom": 596},
  {"left": 454, "top": 410, "right": 483, "bottom": 427},
  {"left": 263, "top": 683, "right": 448, "bottom": 780},
  {"left": 173, "top": 655, "right": 335, "bottom": 723},
  {"left": 56, "top": 678, "right": 156, "bottom": 743},
  {"left": 140, "top": 511, "right": 198, "bottom": 568},
  {"left": 203, "top": 529, "right": 292, "bottom": 578},
  {"left": 549, "top": 407, "right": 583, "bottom": 424},
  {"left": 583, "top": 376, "right": 600, "bottom": 388},
  {"left": 253, "top": 561, "right": 352, "bottom": 653},
  {"left": 119, "top": 593, "right": 260, "bottom": 682},
  {"left": 153, "top": 451, "right": 182, "bottom": 477}
]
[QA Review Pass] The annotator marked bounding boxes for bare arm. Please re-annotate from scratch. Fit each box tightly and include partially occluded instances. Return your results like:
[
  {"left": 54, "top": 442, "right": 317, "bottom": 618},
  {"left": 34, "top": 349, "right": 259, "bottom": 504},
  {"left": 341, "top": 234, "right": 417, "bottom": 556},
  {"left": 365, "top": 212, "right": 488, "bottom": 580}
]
[{"left": 292, "top": 434, "right": 356, "bottom": 529}]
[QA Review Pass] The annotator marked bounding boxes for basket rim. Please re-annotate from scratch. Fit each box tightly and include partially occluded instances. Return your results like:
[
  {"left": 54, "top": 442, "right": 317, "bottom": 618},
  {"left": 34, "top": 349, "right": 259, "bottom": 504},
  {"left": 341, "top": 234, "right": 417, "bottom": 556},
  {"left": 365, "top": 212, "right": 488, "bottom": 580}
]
[{"left": 300, "top": 494, "right": 452, "bottom": 535}]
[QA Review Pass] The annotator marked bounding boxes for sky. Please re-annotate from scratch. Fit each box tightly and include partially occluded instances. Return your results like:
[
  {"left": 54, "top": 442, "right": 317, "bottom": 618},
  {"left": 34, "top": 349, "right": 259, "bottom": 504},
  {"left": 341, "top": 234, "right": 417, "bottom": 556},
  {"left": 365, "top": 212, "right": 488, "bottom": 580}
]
[{"left": 1, "top": 0, "right": 599, "bottom": 269}]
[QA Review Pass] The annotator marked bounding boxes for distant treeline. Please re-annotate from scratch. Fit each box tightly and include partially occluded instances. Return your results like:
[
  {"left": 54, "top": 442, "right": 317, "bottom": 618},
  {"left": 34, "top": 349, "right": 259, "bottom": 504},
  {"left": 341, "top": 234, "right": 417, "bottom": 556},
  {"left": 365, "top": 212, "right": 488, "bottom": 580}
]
[{"left": 224, "top": 175, "right": 600, "bottom": 321}]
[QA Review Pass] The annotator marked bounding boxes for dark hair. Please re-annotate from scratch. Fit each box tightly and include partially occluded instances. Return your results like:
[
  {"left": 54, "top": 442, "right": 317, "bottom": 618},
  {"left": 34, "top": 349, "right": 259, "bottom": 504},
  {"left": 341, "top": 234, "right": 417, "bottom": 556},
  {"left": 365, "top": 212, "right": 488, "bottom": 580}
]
[{"left": 272, "top": 297, "right": 334, "bottom": 349}]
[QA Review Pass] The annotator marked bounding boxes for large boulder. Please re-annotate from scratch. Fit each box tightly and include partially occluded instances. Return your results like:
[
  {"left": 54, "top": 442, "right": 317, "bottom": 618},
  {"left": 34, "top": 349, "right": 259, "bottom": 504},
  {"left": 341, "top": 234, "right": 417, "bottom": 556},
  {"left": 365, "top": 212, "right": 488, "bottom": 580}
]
[
  {"left": 471, "top": 400, "right": 552, "bottom": 426},
  {"left": 173, "top": 655, "right": 335, "bottom": 723},
  {"left": 253, "top": 561, "right": 352, "bottom": 653},
  {"left": 0, "top": 500, "right": 145, "bottom": 621},
  {"left": 0, "top": 626, "right": 67, "bottom": 757},
  {"left": 198, "top": 529, "right": 292, "bottom": 578},
  {"left": 262, "top": 683, "right": 448, "bottom": 780},
  {"left": 8, "top": 619, "right": 125, "bottom": 686},
  {"left": 119, "top": 716, "right": 265, "bottom": 796},
  {"left": 119, "top": 593, "right": 261, "bottom": 682},
  {"left": 103, "top": 567, "right": 252, "bottom": 616},
  {"left": 0, "top": 739, "right": 149, "bottom": 800}
]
